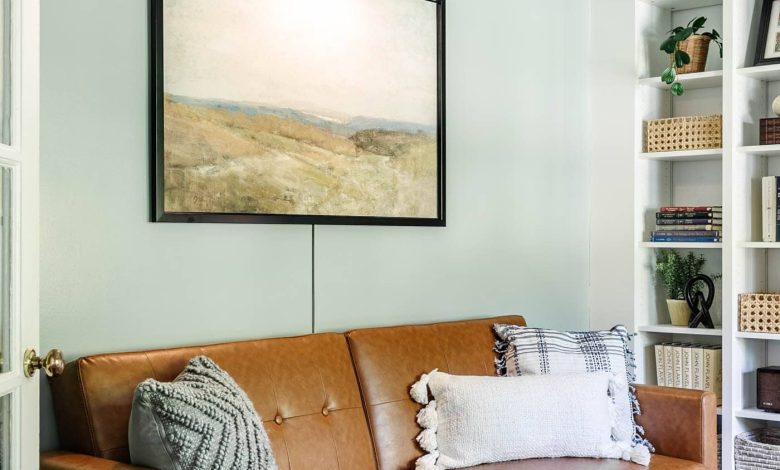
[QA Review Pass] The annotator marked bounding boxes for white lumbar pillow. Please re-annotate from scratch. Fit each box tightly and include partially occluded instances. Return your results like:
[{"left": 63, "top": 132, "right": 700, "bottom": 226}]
[{"left": 410, "top": 370, "right": 650, "bottom": 470}]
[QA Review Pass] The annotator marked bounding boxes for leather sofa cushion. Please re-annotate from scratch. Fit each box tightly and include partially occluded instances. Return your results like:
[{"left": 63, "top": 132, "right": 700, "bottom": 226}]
[
  {"left": 50, "top": 333, "right": 376, "bottom": 470},
  {"left": 346, "top": 315, "right": 526, "bottom": 470}
]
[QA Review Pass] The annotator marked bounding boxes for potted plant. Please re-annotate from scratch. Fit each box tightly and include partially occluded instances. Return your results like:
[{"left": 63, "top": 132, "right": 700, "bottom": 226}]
[
  {"left": 655, "top": 250, "right": 720, "bottom": 326},
  {"left": 660, "top": 16, "right": 723, "bottom": 96}
]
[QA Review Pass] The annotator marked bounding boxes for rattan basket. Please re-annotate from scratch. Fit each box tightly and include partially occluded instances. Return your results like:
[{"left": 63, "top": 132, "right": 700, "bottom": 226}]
[
  {"left": 735, "top": 429, "right": 780, "bottom": 470},
  {"left": 739, "top": 293, "right": 780, "bottom": 334},
  {"left": 677, "top": 35, "right": 711, "bottom": 74},
  {"left": 645, "top": 114, "right": 722, "bottom": 152}
]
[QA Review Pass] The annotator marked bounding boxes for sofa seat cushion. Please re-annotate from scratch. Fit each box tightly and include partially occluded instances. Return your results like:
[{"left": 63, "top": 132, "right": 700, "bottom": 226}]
[{"left": 464, "top": 455, "right": 705, "bottom": 470}]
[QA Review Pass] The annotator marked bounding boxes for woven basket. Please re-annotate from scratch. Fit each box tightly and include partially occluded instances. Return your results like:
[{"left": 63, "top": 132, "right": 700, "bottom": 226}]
[
  {"left": 735, "top": 429, "right": 780, "bottom": 469},
  {"left": 739, "top": 293, "right": 780, "bottom": 334},
  {"left": 645, "top": 114, "right": 722, "bottom": 152},
  {"left": 676, "top": 35, "right": 710, "bottom": 74}
]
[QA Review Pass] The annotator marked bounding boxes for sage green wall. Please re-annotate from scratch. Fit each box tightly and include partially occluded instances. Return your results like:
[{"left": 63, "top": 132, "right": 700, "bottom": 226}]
[{"left": 39, "top": 0, "right": 590, "bottom": 451}]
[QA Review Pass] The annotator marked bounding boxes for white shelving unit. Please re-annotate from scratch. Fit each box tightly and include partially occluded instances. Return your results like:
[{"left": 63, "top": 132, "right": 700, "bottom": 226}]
[{"left": 633, "top": 1, "right": 780, "bottom": 468}]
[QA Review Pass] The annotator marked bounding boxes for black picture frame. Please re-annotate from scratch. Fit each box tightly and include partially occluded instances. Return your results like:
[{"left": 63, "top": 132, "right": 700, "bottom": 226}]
[
  {"left": 149, "top": 0, "right": 446, "bottom": 226},
  {"left": 755, "top": 0, "right": 780, "bottom": 66}
]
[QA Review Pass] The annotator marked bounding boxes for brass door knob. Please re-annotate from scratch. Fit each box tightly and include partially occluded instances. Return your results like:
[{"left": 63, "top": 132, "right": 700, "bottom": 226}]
[{"left": 24, "top": 348, "right": 64, "bottom": 378}]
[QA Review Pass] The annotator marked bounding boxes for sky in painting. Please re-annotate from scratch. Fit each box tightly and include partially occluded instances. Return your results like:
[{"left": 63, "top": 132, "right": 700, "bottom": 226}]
[{"left": 163, "top": 0, "right": 438, "bottom": 126}]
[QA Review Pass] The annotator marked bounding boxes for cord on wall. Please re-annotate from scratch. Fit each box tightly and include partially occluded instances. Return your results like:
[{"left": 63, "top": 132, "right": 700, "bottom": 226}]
[{"left": 311, "top": 224, "right": 316, "bottom": 334}]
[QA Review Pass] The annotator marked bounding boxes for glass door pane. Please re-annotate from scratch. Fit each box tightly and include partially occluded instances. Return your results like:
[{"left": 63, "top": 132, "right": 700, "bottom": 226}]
[
  {"left": 0, "top": 167, "right": 9, "bottom": 374},
  {"left": 0, "top": 0, "right": 10, "bottom": 145}
]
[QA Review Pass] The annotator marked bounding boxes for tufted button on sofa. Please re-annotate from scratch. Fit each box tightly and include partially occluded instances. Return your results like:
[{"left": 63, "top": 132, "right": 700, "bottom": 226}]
[{"left": 42, "top": 316, "right": 717, "bottom": 470}]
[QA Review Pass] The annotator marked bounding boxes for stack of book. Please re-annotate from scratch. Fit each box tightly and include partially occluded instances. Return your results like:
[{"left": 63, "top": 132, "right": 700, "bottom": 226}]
[
  {"left": 654, "top": 342, "right": 722, "bottom": 404},
  {"left": 651, "top": 206, "right": 722, "bottom": 243},
  {"left": 762, "top": 176, "right": 780, "bottom": 242}
]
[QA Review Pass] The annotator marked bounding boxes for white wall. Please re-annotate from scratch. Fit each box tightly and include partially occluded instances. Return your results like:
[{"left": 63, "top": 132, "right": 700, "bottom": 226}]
[
  {"left": 589, "top": 0, "right": 636, "bottom": 330},
  {"left": 39, "top": 0, "right": 593, "bottom": 451}
]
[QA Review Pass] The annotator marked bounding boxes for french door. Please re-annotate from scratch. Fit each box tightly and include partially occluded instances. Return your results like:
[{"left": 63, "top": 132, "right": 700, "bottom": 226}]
[{"left": 0, "top": 0, "right": 41, "bottom": 468}]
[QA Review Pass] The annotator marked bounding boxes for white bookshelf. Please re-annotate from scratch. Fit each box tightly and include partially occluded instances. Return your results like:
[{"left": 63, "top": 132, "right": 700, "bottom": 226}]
[
  {"left": 631, "top": 1, "right": 780, "bottom": 468},
  {"left": 639, "top": 148, "right": 723, "bottom": 161},
  {"left": 640, "top": 70, "right": 724, "bottom": 90}
]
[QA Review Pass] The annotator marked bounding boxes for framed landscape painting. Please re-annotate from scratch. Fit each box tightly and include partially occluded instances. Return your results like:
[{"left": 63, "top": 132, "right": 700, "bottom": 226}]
[{"left": 150, "top": 0, "right": 445, "bottom": 226}]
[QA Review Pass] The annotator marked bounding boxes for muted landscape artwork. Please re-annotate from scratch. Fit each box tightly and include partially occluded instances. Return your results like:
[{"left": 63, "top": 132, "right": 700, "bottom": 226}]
[{"left": 154, "top": 0, "right": 444, "bottom": 224}]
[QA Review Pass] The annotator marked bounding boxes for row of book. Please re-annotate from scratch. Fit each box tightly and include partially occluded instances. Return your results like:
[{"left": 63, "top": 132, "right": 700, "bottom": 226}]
[
  {"left": 651, "top": 206, "right": 722, "bottom": 243},
  {"left": 654, "top": 342, "right": 722, "bottom": 404},
  {"left": 762, "top": 176, "right": 780, "bottom": 242}
]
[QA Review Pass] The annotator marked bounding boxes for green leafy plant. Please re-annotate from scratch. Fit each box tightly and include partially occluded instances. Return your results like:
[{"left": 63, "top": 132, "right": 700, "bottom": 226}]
[
  {"left": 660, "top": 16, "right": 723, "bottom": 96},
  {"left": 655, "top": 250, "right": 720, "bottom": 300}
]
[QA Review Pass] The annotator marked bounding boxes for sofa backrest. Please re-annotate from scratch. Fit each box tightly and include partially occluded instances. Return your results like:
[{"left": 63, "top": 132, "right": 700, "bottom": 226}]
[
  {"left": 50, "top": 333, "right": 376, "bottom": 469},
  {"left": 346, "top": 315, "right": 526, "bottom": 470}
]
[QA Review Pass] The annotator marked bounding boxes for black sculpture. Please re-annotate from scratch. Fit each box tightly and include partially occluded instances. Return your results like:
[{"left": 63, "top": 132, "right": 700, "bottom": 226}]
[{"left": 684, "top": 274, "right": 715, "bottom": 329}]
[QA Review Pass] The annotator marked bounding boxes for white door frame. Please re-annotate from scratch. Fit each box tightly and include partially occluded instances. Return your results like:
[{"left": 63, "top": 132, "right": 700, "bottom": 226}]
[{"left": 0, "top": 0, "right": 40, "bottom": 467}]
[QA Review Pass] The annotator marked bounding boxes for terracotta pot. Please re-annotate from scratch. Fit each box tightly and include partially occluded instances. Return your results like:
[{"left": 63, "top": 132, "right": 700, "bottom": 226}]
[{"left": 667, "top": 299, "right": 692, "bottom": 326}]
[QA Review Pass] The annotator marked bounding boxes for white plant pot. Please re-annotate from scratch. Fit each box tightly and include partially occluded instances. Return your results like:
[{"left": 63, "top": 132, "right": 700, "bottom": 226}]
[{"left": 666, "top": 299, "right": 692, "bottom": 326}]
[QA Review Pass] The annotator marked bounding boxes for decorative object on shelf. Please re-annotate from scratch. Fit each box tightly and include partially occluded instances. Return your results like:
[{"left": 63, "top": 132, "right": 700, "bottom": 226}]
[
  {"left": 660, "top": 17, "right": 722, "bottom": 96},
  {"left": 762, "top": 176, "right": 780, "bottom": 241},
  {"left": 734, "top": 428, "right": 780, "bottom": 470},
  {"left": 655, "top": 250, "right": 720, "bottom": 326},
  {"left": 685, "top": 274, "right": 716, "bottom": 329},
  {"left": 755, "top": 0, "right": 780, "bottom": 66},
  {"left": 645, "top": 115, "right": 722, "bottom": 153},
  {"left": 757, "top": 366, "right": 780, "bottom": 412},
  {"left": 759, "top": 98, "right": 780, "bottom": 145},
  {"left": 150, "top": 0, "right": 445, "bottom": 226},
  {"left": 739, "top": 293, "right": 780, "bottom": 333},
  {"left": 651, "top": 206, "right": 722, "bottom": 243}
]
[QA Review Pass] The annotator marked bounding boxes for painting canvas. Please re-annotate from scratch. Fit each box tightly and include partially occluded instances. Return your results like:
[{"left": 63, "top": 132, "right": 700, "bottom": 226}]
[{"left": 151, "top": 0, "right": 445, "bottom": 225}]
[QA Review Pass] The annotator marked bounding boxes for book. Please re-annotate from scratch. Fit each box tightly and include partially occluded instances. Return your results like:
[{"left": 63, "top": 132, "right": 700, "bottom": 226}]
[
  {"left": 703, "top": 345, "right": 723, "bottom": 405},
  {"left": 763, "top": 176, "right": 777, "bottom": 242},
  {"left": 650, "top": 236, "right": 721, "bottom": 243},
  {"left": 672, "top": 344, "right": 683, "bottom": 388},
  {"left": 660, "top": 206, "right": 722, "bottom": 213},
  {"left": 692, "top": 345, "right": 704, "bottom": 390},
  {"left": 652, "top": 230, "right": 721, "bottom": 237},
  {"left": 682, "top": 344, "right": 693, "bottom": 389},
  {"left": 663, "top": 343, "right": 675, "bottom": 387},
  {"left": 655, "top": 344, "right": 666, "bottom": 386},
  {"left": 656, "top": 218, "right": 722, "bottom": 225},
  {"left": 654, "top": 224, "right": 722, "bottom": 231},
  {"left": 656, "top": 212, "right": 722, "bottom": 220}
]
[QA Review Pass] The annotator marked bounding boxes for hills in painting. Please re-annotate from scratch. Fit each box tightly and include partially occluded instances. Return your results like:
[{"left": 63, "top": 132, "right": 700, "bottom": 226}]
[{"left": 163, "top": 94, "right": 438, "bottom": 218}]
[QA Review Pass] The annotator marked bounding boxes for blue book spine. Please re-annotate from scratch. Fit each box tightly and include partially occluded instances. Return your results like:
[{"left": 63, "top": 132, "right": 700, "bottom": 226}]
[{"left": 651, "top": 236, "right": 721, "bottom": 243}]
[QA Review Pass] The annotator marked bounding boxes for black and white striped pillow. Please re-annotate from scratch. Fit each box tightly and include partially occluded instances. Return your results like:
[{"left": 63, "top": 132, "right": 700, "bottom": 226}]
[{"left": 493, "top": 324, "right": 651, "bottom": 452}]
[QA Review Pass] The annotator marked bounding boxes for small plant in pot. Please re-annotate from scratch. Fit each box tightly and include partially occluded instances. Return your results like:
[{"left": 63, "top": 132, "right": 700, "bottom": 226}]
[
  {"left": 655, "top": 250, "right": 720, "bottom": 326},
  {"left": 660, "top": 16, "right": 723, "bottom": 96}
]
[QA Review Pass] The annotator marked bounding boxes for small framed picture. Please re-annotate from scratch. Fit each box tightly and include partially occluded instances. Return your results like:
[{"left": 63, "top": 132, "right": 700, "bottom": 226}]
[{"left": 755, "top": 0, "right": 780, "bottom": 65}]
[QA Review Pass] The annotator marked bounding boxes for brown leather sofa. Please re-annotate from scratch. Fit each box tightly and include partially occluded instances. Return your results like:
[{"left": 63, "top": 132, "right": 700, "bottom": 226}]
[{"left": 42, "top": 316, "right": 717, "bottom": 470}]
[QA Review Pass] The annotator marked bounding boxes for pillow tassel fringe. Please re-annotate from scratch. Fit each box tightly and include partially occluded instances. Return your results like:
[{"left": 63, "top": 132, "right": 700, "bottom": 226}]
[
  {"left": 416, "top": 428, "right": 438, "bottom": 453},
  {"left": 630, "top": 444, "right": 651, "bottom": 466},
  {"left": 415, "top": 450, "right": 440, "bottom": 470},
  {"left": 416, "top": 400, "right": 437, "bottom": 430},
  {"left": 411, "top": 369, "right": 437, "bottom": 405}
]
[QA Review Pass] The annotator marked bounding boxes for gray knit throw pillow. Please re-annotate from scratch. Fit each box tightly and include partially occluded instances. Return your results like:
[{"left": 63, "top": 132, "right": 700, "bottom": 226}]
[{"left": 128, "top": 356, "right": 277, "bottom": 470}]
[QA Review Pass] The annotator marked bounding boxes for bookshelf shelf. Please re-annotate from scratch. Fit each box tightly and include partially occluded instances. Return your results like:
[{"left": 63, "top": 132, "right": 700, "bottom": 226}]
[
  {"left": 639, "top": 70, "right": 722, "bottom": 90},
  {"left": 638, "top": 149, "right": 722, "bottom": 162},
  {"left": 640, "top": 242, "right": 722, "bottom": 249},
  {"left": 638, "top": 324, "right": 723, "bottom": 336},
  {"left": 735, "top": 331, "right": 780, "bottom": 341},
  {"left": 638, "top": 0, "right": 722, "bottom": 10},
  {"left": 739, "top": 242, "right": 780, "bottom": 249},
  {"left": 737, "top": 144, "right": 780, "bottom": 156},
  {"left": 735, "top": 408, "right": 780, "bottom": 422},
  {"left": 736, "top": 64, "right": 780, "bottom": 82}
]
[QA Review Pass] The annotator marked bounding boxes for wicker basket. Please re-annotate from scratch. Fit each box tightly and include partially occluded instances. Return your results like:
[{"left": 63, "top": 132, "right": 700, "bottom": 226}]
[
  {"left": 677, "top": 35, "right": 711, "bottom": 74},
  {"left": 739, "top": 293, "right": 780, "bottom": 334},
  {"left": 735, "top": 429, "right": 780, "bottom": 469},
  {"left": 645, "top": 114, "right": 722, "bottom": 152}
]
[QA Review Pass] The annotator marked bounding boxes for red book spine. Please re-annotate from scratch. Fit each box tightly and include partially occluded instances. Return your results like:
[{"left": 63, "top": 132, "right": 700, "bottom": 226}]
[{"left": 660, "top": 206, "right": 721, "bottom": 213}]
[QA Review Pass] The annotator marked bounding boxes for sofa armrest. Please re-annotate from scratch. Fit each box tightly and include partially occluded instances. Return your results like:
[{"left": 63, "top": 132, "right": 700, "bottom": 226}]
[
  {"left": 634, "top": 384, "right": 717, "bottom": 470},
  {"left": 41, "top": 451, "right": 151, "bottom": 470}
]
